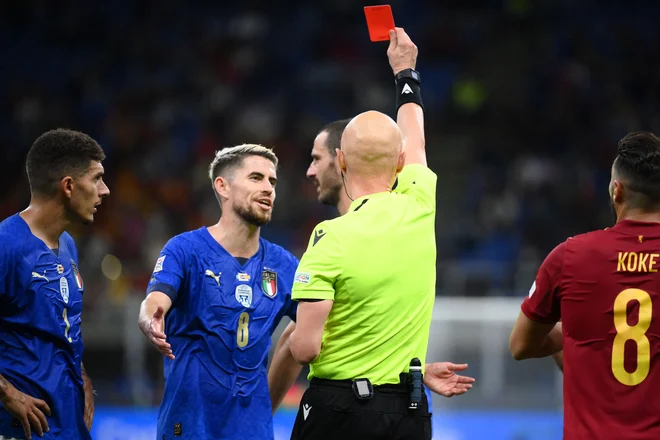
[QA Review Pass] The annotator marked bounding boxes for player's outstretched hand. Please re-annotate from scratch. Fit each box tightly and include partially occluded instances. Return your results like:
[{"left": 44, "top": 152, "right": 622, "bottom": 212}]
[
  {"left": 148, "top": 306, "right": 175, "bottom": 360},
  {"left": 424, "top": 362, "right": 475, "bottom": 398},
  {"left": 0, "top": 383, "right": 51, "bottom": 439},
  {"left": 387, "top": 27, "right": 418, "bottom": 76}
]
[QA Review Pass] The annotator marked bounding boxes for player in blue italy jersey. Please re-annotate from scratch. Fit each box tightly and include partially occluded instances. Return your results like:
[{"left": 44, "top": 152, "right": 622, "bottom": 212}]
[
  {"left": 138, "top": 144, "right": 302, "bottom": 439},
  {"left": 0, "top": 129, "right": 110, "bottom": 440}
]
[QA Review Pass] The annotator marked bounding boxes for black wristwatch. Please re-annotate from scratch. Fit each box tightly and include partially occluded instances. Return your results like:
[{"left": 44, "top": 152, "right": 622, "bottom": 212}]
[{"left": 395, "top": 68, "right": 421, "bottom": 84}]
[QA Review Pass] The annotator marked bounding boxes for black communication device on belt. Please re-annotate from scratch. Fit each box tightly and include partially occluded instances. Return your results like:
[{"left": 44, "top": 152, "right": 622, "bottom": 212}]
[
  {"left": 352, "top": 378, "right": 374, "bottom": 400},
  {"left": 408, "top": 358, "right": 423, "bottom": 409}
]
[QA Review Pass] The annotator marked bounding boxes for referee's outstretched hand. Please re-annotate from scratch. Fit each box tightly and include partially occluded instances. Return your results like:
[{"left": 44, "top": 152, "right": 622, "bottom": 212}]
[
  {"left": 148, "top": 306, "right": 175, "bottom": 360},
  {"left": 387, "top": 27, "right": 418, "bottom": 76},
  {"left": 424, "top": 362, "right": 475, "bottom": 398}
]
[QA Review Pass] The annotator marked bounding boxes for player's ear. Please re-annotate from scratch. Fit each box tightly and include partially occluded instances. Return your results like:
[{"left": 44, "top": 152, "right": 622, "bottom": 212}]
[
  {"left": 60, "top": 176, "right": 74, "bottom": 199},
  {"left": 612, "top": 180, "right": 624, "bottom": 204},
  {"left": 336, "top": 149, "right": 347, "bottom": 173},
  {"left": 214, "top": 176, "right": 231, "bottom": 200}
]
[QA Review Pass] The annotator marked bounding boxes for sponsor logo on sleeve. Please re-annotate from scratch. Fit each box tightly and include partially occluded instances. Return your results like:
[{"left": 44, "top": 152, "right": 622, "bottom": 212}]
[
  {"left": 154, "top": 256, "right": 166, "bottom": 273},
  {"left": 294, "top": 272, "right": 311, "bottom": 285}
]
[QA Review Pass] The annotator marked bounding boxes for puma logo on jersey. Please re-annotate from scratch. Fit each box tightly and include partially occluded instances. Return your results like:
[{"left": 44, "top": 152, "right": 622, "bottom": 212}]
[
  {"left": 32, "top": 271, "right": 49, "bottom": 282},
  {"left": 205, "top": 270, "right": 222, "bottom": 285}
]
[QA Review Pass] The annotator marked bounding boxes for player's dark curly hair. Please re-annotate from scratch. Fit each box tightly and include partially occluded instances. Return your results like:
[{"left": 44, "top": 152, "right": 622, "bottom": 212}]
[
  {"left": 319, "top": 118, "right": 352, "bottom": 156},
  {"left": 26, "top": 129, "right": 106, "bottom": 196},
  {"left": 614, "top": 131, "right": 660, "bottom": 207}
]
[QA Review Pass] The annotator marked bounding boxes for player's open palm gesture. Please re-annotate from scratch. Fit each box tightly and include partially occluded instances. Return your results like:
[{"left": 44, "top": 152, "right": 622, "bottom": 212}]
[
  {"left": 423, "top": 362, "right": 475, "bottom": 398},
  {"left": 148, "top": 306, "right": 175, "bottom": 360},
  {"left": 387, "top": 27, "right": 418, "bottom": 75},
  {"left": 1, "top": 383, "right": 51, "bottom": 439}
]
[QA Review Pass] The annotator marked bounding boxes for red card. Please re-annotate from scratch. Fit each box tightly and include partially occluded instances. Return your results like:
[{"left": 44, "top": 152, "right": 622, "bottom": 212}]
[{"left": 364, "top": 5, "right": 395, "bottom": 42}]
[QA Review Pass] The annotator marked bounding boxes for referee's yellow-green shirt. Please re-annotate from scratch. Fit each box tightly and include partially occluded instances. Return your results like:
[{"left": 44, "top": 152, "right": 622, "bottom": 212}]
[{"left": 292, "top": 163, "right": 437, "bottom": 385}]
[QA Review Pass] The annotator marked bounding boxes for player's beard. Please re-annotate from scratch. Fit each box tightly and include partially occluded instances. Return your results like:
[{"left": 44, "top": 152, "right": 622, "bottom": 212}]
[
  {"left": 234, "top": 200, "right": 271, "bottom": 227},
  {"left": 320, "top": 182, "right": 342, "bottom": 207},
  {"left": 319, "top": 169, "right": 343, "bottom": 207}
]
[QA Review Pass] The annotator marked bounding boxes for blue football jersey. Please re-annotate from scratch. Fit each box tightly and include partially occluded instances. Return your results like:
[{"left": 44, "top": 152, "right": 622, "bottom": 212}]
[
  {"left": 0, "top": 214, "right": 89, "bottom": 439},
  {"left": 146, "top": 227, "right": 298, "bottom": 440}
]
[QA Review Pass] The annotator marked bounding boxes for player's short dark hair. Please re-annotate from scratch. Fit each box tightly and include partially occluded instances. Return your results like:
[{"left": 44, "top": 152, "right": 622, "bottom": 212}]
[
  {"left": 614, "top": 131, "right": 660, "bottom": 207},
  {"left": 319, "top": 119, "right": 352, "bottom": 156},
  {"left": 26, "top": 129, "right": 106, "bottom": 196}
]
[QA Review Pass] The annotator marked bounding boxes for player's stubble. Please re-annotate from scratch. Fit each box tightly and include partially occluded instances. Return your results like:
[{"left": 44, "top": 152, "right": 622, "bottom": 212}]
[
  {"left": 318, "top": 162, "right": 343, "bottom": 207},
  {"left": 233, "top": 199, "right": 272, "bottom": 227}
]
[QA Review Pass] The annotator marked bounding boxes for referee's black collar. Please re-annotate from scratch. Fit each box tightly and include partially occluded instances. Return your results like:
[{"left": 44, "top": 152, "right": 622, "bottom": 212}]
[{"left": 348, "top": 191, "right": 390, "bottom": 212}]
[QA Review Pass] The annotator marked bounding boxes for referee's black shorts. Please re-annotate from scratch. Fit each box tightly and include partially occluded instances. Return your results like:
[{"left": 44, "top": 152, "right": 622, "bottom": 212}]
[{"left": 290, "top": 377, "right": 432, "bottom": 440}]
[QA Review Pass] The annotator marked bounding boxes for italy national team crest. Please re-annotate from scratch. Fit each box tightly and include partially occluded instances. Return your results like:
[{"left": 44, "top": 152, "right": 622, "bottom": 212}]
[
  {"left": 262, "top": 269, "right": 277, "bottom": 298},
  {"left": 71, "top": 260, "right": 84, "bottom": 291}
]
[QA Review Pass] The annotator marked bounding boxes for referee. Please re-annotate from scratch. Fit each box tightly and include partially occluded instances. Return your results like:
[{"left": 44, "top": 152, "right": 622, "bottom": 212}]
[{"left": 289, "top": 28, "right": 436, "bottom": 440}]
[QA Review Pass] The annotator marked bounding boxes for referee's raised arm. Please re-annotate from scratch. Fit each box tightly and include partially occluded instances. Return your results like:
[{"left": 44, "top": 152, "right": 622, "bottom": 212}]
[{"left": 388, "top": 28, "right": 426, "bottom": 167}]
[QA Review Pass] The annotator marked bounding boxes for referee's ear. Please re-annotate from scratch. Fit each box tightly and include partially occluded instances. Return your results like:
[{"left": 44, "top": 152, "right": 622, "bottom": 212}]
[
  {"left": 396, "top": 151, "right": 406, "bottom": 173},
  {"left": 336, "top": 148, "right": 347, "bottom": 173}
]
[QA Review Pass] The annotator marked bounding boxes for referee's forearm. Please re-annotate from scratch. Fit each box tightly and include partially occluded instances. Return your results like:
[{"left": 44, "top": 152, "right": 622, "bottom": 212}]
[
  {"left": 397, "top": 102, "right": 426, "bottom": 166},
  {"left": 397, "top": 103, "right": 425, "bottom": 149}
]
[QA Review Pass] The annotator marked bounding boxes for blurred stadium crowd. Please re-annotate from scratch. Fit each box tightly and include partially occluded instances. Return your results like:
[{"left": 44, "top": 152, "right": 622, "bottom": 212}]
[{"left": 2, "top": 0, "right": 660, "bottom": 405}]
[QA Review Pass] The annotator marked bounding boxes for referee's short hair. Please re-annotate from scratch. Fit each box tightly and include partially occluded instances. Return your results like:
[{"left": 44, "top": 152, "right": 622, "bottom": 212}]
[
  {"left": 208, "top": 143, "right": 279, "bottom": 208},
  {"left": 319, "top": 119, "right": 352, "bottom": 156}
]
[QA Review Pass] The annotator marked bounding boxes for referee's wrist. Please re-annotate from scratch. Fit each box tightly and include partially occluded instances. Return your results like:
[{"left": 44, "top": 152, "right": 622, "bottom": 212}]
[{"left": 394, "top": 69, "right": 424, "bottom": 112}]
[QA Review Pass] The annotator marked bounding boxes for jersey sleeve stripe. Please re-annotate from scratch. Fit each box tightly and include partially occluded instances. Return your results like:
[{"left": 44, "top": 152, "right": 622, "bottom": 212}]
[{"left": 147, "top": 282, "right": 179, "bottom": 301}]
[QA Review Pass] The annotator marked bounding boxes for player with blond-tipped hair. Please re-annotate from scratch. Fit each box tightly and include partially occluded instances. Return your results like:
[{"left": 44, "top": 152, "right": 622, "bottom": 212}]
[{"left": 138, "top": 144, "right": 302, "bottom": 439}]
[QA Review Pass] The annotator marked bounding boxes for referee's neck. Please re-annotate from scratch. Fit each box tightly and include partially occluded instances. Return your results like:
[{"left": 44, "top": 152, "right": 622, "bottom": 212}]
[
  {"left": 336, "top": 196, "right": 351, "bottom": 216},
  {"left": 345, "top": 180, "right": 391, "bottom": 203}
]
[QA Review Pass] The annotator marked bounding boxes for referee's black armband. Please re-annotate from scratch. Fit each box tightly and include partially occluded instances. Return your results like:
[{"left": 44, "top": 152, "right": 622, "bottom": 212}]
[{"left": 395, "top": 68, "right": 424, "bottom": 112}]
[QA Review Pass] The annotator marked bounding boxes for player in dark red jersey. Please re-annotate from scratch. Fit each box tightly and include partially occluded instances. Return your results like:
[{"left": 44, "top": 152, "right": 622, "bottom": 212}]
[{"left": 510, "top": 131, "right": 660, "bottom": 440}]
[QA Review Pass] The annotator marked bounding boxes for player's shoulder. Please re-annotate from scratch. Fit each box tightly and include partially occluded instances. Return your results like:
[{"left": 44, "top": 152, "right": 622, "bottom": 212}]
[
  {"left": 260, "top": 238, "right": 299, "bottom": 269},
  {"left": 0, "top": 232, "right": 21, "bottom": 259},
  {"left": 0, "top": 213, "right": 27, "bottom": 236},
  {"left": 544, "top": 229, "right": 613, "bottom": 266},
  {"left": 565, "top": 228, "right": 611, "bottom": 248},
  {"left": 0, "top": 215, "right": 32, "bottom": 258},
  {"left": 163, "top": 228, "right": 208, "bottom": 253},
  {"left": 60, "top": 231, "right": 77, "bottom": 250}
]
